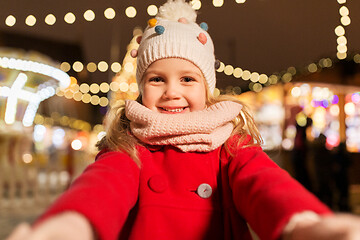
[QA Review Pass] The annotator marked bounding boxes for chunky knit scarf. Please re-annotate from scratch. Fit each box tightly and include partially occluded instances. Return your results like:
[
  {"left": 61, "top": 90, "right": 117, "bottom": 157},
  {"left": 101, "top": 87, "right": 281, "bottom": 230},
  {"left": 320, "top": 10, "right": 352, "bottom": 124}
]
[{"left": 125, "top": 100, "right": 243, "bottom": 152}]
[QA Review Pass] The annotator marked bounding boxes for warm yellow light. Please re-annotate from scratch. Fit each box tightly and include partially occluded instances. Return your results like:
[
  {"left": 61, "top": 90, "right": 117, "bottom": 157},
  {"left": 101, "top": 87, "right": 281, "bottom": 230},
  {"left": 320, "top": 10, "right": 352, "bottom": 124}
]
[
  {"left": 147, "top": 5, "right": 158, "bottom": 16},
  {"left": 87, "top": 62, "right": 97, "bottom": 72},
  {"left": 291, "top": 87, "right": 301, "bottom": 98},
  {"left": 224, "top": 65, "right": 234, "bottom": 75},
  {"left": 337, "top": 36, "right": 347, "bottom": 45},
  {"left": 287, "top": 66, "right": 297, "bottom": 75},
  {"left": 82, "top": 93, "right": 91, "bottom": 103},
  {"left": 269, "top": 75, "right": 278, "bottom": 84},
  {"left": 100, "top": 82, "right": 110, "bottom": 93},
  {"left": 334, "top": 25, "right": 345, "bottom": 36},
  {"left": 119, "top": 82, "right": 129, "bottom": 92},
  {"left": 125, "top": 6, "right": 137, "bottom": 18},
  {"left": 84, "top": 10, "right": 95, "bottom": 21},
  {"left": 259, "top": 74, "right": 268, "bottom": 84},
  {"left": 337, "top": 0, "right": 346, "bottom": 3},
  {"left": 242, "top": 70, "right": 251, "bottom": 80},
  {"left": 253, "top": 83, "right": 262, "bottom": 92},
  {"left": 73, "top": 61, "right": 84, "bottom": 72},
  {"left": 216, "top": 62, "right": 225, "bottom": 72},
  {"left": 330, "top": 105, "right": 339, "bottom": 116},
  {"left": 5, "top": 15, "right": 16, "bottom": 27},
  {"left": 233, "top": 86, "right": 241, "bottom": 95},
  {"left": 90, "top": 95, "right": 100, "bottom": 105},
  {"left": 90, "top": 83, "right": 100, "bottom": 94},
  {"left": 282, "top": 73, "right": 292, "bottom": 82},
  {"left": 340, "top": 16, "right": 351, "bottom": 26},
  {"left": 60, "top": 62, "right": 71, "bottom": 72},
  {"left": 345, "top": 102, "right": 355, "bottom": 115},
  {"left": 235, "top": 0, "right": 246, "bottom": 3},
  {"left": 250, "top": 72, "right": 260, "bottom": 82},
  {"left": 110, "top": 82, "right": 119, "bottom": 91},
  {"left": 104, "top": 8, "right": 116, "bottom": 19},
  {"left": 213, "top": 0, "right": 224, "bottom": 7},
  {"left": 70, "top": 83, "right": 79, "bottom": 93},
  {"left": 354, "top": 54, "right": 360, "bottom": 63},
  {"left": 129, "top": 83, "right": 138, "bottom": 92},
  {"left": 64, "top": 89, "right": 74, "bottom": 99},
  {"left": 56, "top": 88, "right": 64, "bottom": 97},
  {"left": 99, "top": 97, "right": 109, "bottom": 107},
  {"left": 307, "top": 63, "right": 317, "bottom": 73},
  {"left": 79, "top": 83, "right": 90, "bottom": 93},
  {"left": 45, "top": 14, "right": 56, "bottom": 25},
  {"left": 25, "top": 15, "right": 36, "bottom": 26},
  {"left": 71, "top": 139, "right": 82, "bottom": 150},
  {"left": 111, "top": 62, "right": 121, "bottom": 72},
  {"left": 337, "top": 52, "right": 347, "bottom": 60},
  {"left": 210, "top": 88, "right": 219, "bottom": 98},
  {"left": 124, "top": 62, "right": 134, "bottom": 72},
  {"left": 69, "top": 76, "right": 78, "bottom": 86},
  {"left": 233, "top": 68, "right": 243, "bottom": 78},
  {"left": 191, "top": 0, "right": 202, "bottom": 10},
  {"left": 64, "top": 12, "right": 76, "bottom": 24},
  {"left": 337, "top": 44, "right": 347, "bottom": 53},
  {"left": 98, "top": 61, "right": 108, "bottom": 72},
  {"left": 22, "top": 153, "right": 33, "bottom": 164},
  {"left": 73, "top": 92, "right": 82, "bottom": 101},
  {"left": 339, "top": 6, "right": 349, "bottom": 16},
  {"left": 296, "top": 113, "right": 307, "bottom": 127},
  {"left": 324, "top": 58, "right": 333, "bottom": 68}
]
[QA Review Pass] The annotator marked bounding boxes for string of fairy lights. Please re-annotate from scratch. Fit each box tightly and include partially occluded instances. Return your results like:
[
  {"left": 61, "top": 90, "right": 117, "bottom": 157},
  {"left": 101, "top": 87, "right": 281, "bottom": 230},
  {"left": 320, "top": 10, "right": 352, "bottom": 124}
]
[
  {"left": 3, "top": 0, "right": 246, "bottom": 27},
  {"left": 57, "top": 52, "right": 360, "bottom": 107},
  {"left": 2, "top": 0, "right": 360, "bottom": 109},
  {"left": 335, "top": 0, "right": 350, "bottom": 60}
]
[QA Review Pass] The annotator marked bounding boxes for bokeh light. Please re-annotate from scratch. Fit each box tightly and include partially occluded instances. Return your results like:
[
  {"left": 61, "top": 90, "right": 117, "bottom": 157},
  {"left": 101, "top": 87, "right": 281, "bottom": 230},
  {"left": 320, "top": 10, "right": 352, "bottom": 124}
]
[
  {"left": 147, "top": 5, "right": 158, "bottom": 16},
  {"left": 45, "top": 14, "right": 56, "bottom": 25},
  {"left": 5, "top": 15, "right": 16, "bottom": 27},
  {"left": 104, "top": 8, "right": 116, "bottom": 19},
  {"left": 64, "top": 12, "right": 76, "bottom": 24},
  {"left": 125, "top": 6, "right": 137, "bottom": 18}
]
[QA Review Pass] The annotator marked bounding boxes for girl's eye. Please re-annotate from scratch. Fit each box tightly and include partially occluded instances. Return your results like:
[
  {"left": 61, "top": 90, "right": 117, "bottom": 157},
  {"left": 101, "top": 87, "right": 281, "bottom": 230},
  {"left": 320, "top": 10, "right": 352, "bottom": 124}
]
[
  {"left": 149, "top": 77, "right": 163, "bottom": 82},
  {"left": 182, "top": 77, "right": 195, "bottom": 82}
]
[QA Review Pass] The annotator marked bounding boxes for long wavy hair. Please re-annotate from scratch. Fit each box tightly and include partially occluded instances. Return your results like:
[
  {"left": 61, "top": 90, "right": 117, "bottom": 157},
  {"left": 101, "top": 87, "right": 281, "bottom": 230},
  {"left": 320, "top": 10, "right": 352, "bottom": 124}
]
[{"left": 97, "top": 81, "right": 263, "bottom": 167}]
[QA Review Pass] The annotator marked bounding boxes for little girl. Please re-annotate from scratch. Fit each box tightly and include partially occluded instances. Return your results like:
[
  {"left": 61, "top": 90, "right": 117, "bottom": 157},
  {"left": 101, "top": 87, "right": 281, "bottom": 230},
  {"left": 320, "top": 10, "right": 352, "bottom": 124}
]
[{"left": 7, "top": 1, "right": 360, "bottom": 240}]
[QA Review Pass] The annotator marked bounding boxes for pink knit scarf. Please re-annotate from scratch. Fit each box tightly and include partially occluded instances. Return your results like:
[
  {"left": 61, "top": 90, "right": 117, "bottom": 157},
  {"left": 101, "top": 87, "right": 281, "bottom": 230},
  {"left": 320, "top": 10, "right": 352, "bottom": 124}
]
[{"left": 125, "top": 100, "right": 243, "bottom": 152}]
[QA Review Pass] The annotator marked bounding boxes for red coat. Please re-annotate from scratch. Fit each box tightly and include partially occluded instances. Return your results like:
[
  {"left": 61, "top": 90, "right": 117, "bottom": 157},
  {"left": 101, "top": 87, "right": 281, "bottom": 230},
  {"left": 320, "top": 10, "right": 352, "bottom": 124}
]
[{"left": 38, "top": 142, "right": 331, "bottom": 240}]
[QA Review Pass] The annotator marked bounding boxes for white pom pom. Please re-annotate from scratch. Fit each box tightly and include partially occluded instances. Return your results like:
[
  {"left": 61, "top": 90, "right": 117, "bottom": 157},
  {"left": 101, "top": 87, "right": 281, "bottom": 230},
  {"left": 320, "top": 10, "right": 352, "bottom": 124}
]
[{"left": 157, "top": 0, "right": 197, "bottom": 23}]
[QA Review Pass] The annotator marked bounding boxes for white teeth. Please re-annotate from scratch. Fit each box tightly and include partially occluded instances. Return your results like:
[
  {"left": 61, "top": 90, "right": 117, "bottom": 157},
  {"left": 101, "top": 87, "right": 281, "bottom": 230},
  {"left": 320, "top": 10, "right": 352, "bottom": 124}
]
[{"left": 163, "top": 107, "right": 184, "bottom": 112}]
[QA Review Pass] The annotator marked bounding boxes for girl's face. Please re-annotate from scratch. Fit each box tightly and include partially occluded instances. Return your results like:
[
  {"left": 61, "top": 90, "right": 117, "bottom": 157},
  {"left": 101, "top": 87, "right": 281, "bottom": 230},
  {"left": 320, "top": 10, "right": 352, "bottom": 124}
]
[{"left": 142, "top": 58, "right": 207, "bottom": 114}]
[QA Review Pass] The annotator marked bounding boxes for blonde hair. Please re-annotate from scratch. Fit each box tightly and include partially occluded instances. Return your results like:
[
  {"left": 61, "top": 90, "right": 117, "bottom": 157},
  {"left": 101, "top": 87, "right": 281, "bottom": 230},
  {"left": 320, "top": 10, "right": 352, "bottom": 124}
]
[{"left": 96, "top": 91, "right": 263, "bottom": 167}]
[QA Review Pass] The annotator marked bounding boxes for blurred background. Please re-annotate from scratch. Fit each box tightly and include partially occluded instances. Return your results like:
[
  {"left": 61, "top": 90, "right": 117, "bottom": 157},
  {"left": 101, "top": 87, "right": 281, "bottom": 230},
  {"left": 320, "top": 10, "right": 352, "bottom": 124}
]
[{"left": 1, "top": 0, "right": 360, "bottom": 238}]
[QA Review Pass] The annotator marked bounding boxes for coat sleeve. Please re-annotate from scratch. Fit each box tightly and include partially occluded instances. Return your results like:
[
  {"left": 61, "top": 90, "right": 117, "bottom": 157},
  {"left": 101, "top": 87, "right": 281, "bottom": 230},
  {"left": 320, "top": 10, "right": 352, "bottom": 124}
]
[
  {"left": 226, "top": 145, "right": 332, "bottom": 240},
  {"left": 36, "top": 150, "right": 140, "bottom": 240}
]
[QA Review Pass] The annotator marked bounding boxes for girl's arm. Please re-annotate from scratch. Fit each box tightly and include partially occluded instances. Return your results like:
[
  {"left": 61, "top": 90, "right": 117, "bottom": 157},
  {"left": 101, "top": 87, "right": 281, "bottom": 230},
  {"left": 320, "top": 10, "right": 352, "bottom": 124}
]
[
  {"left": 225, "top": 145, "right": 332, "bottom": 240},
  {"left": 7, "top": 150, "right": 141, "bottom": 240}
]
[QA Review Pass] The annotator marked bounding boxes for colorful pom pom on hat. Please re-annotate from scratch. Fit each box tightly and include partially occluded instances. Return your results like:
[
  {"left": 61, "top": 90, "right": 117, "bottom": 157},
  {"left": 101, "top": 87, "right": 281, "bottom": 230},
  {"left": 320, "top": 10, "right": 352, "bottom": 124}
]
[{"left": 136, "top": 0, "right": 216, "bottom": 94}]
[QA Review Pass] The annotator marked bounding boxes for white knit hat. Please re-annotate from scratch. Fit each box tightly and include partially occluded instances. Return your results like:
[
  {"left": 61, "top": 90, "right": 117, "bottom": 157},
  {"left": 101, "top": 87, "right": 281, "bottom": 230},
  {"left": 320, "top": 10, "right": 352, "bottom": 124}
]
[{"left": 133, "top": 0, "right": 216, "bottom": 94}]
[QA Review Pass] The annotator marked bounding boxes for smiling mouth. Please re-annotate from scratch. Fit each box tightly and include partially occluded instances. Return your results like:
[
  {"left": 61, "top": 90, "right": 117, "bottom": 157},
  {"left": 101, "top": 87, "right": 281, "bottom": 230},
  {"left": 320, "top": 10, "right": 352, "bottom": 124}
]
[{"left": 160, "top": 107, "right": 187, "bottom": 113}]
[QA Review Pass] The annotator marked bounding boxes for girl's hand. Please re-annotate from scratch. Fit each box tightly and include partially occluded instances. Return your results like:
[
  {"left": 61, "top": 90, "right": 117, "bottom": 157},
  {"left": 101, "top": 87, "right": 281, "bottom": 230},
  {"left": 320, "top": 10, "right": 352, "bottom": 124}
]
[
  {"left": 6, "top": 211, "right": 95, "bottom": 240},
  {"left": 286, "top": 214, "right": 360, "bottom": 240}
]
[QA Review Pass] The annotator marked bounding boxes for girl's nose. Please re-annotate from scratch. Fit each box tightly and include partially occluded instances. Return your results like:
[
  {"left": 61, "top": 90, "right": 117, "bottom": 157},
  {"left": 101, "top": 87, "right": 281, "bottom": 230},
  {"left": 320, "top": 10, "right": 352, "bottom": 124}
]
[{"left": 163, "top": 82, "right": 181, "bottom": 99}]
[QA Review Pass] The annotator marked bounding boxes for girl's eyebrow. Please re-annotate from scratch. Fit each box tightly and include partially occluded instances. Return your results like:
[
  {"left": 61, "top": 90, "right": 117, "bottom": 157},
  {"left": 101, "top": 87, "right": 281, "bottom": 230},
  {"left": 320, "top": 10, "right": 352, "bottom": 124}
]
[
  {"left": 143, "top": 70, "right": 203, "bottom": 79},
  {"left": 180, "top": 71, "right": 203, "bottom": 78},
  {"left": 142, "top": 70, "right": 162, "bottom": 78}
]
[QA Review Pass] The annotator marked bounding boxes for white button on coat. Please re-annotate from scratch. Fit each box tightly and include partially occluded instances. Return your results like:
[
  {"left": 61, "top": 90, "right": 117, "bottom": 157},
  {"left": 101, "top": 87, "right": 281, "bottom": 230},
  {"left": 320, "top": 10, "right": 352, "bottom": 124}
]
[{"left": 196, "top": 183, "right": 212, "bottom": 199}]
